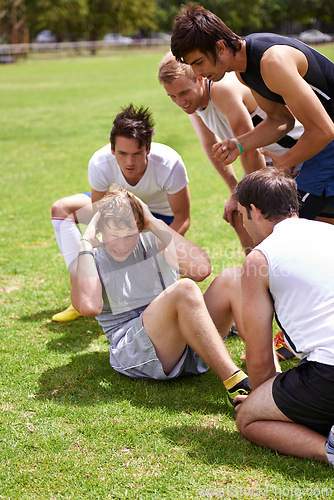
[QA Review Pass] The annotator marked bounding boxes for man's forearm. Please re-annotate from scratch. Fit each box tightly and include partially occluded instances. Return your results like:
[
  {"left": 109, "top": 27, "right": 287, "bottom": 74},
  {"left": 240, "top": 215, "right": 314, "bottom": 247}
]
[
  {"left": 147, "top": 217, "right": 211, "bottom": 281},
  {"left": 70, "top": 239, "right": 103, "bottom": 315},
  {"left": 170, "top": 214, "right": 190, "bottom": 235},
  {"left": 240, "top": 148, "right": 266, "bottom": 174},
  {"left": 237, "top": 117, "right": 294, "bottom": 153},
  {"left": 204, "top": 144, "right": 238, "bottom": 191},
  {"left": 268, "top": 128, "right": 334, "bottom": 170},
  {"left": 246, "top": 351, "right": 278, "bottom": 389}
]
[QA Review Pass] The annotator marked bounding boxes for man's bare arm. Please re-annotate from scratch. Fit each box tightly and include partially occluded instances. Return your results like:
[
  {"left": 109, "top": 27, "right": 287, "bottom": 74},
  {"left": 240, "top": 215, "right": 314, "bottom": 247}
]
[
  {"left": 167, "top": 186, "right": 191, "bottom": 235},
  {"left": 189, "top": 113, "right": 238, "bottom": 190},
  {"left": 210, "top": 80, "right": 266, "bottom": 174},
  {"left": 241, "top": 250, "right": 277, "bottom": 389},
  {"left": 259, "top": 45, "right": 334, "bottom": 169}
]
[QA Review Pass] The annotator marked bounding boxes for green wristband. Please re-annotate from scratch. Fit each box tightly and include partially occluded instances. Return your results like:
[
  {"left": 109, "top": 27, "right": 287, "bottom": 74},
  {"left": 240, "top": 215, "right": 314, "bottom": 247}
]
[{"left": 235, "top": 141, "right": 243, "bottom": 155}]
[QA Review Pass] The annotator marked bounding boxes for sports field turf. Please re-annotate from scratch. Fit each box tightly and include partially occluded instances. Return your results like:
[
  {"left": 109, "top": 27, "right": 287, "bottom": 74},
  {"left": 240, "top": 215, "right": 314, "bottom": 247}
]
[{"left": 1, "top": 45, "right": 334, "bottom": 499}]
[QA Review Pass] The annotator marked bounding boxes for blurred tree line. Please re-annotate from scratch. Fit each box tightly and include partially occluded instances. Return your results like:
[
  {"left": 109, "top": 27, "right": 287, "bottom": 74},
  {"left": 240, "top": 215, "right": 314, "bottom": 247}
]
[{"left": 1, "top": 0, "right": 333, "bottom": 42}]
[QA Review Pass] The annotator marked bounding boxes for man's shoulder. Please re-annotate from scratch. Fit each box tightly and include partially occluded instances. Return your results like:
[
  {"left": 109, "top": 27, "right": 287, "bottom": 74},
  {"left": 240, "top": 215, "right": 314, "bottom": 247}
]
[
  {"left": 148, "top": 142, "right": 184, "bottom": 166},
  {"left": 92, "top": 144, "right": 114, "bottom": 160},
  {"left": 210, "top": 73, "right": 246, "bottom": 107},
  {"left": 90, "top": 144, "right": 114, "bottom": 166},
  {"left": 244, "top": 248, "right": 268, "bottom": 268}
]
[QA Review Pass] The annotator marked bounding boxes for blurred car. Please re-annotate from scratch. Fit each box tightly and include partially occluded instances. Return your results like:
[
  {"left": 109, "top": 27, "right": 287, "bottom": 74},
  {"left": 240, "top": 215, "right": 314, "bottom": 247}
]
[
  {"left": 149, "top": 33, "right": 171, "bottom": 43},
  {"left": 298, "top": 30, "right": 332, "bottom": 44},
  {"left": 103, "top": 33, "right": 132, "bottom": 45},
  {"left": 36, "top": 30, "right": 57, "bottom": 43}
]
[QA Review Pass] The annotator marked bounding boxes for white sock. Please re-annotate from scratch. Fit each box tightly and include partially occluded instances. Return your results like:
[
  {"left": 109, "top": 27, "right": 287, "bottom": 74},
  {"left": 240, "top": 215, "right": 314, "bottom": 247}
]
[
  {"left": 325, "top": 425, "right": 334, "bottom": 467},
  {"left": 52, "top": 217, "right": 82, "bottom": 269}
]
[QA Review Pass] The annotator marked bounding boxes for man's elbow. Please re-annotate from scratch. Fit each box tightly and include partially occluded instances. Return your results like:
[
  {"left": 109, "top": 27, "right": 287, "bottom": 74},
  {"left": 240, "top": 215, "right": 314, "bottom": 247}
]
[
  {"left": 323, "top": 122, "right": 334, "bottom": 144},
  {"left": 181, "top": 215, "right": 191, "bottom": 236},
  {"left": 190, "top": 255, "right": 212, "bottom": 282},
  {"left": 285, "top": 115, "right": 295, "bottom": 134}
]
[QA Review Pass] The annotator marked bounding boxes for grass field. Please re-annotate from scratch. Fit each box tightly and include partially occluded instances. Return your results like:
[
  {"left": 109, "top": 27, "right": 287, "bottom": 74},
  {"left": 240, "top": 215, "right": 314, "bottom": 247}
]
[{"left": 1, "top": 45, "right": 334, "bottom": 499}]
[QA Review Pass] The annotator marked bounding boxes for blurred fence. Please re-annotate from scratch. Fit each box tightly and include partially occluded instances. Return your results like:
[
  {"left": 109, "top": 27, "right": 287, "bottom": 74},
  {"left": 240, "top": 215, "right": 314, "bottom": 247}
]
[{"left": 0, "top": 38, "right": 170, "bottom": 60}]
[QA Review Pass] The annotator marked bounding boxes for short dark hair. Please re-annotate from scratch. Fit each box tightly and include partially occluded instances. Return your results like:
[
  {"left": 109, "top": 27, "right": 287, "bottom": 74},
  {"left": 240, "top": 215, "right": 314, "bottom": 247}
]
[
  {"left": 110, "top": 104, "right": 155, "bottom": 150},
  {"left": 171, "top": 4, "right": 242, "bottom": 63},
  {"left": 234, "top": 169, "right": 300, "bottom": 221},
  {"left": 97, "top": 187, "right": 145, "bottom": 234}
]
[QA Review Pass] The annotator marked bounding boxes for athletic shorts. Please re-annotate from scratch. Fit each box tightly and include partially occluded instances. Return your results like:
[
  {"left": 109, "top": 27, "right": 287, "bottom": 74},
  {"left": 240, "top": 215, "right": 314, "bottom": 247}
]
[
  {"left": 273, "top": 360, "right": 334, "bottom": 436},
  {"left": 108, "top": 313, "right": 209, "bottom": 380},
  {"left": 298, "top": 190, "right": 334, "bottom": 220},
  {"left": 83, "top": 192, "right": 174, "bottom": 225}
]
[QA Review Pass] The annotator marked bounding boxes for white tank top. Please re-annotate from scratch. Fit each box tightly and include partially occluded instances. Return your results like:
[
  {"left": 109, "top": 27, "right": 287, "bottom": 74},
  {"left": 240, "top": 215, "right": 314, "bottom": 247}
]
[
  {"left": 195, "top": 79, "right": 304, "bottom": 160},
  {"left": 195, "top": 81, "right": 234, "bottom": 140},
  {"left": 256, "top": 218, "right": 334, "bottom": 366}
]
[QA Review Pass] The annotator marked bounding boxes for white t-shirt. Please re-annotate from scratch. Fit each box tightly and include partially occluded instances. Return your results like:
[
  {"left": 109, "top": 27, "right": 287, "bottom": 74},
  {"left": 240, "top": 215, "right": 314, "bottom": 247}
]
[
  {"left": 255, "top": 218, "right": 334, "bottom": 366},
  {"left": 88, "top": 142, "right": 188, "bottom": 216}
]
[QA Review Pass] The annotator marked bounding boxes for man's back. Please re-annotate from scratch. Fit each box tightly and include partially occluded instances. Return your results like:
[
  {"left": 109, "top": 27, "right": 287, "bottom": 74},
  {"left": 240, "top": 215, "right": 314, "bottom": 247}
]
[
  {"left": 242, "top": 33, "right": 334, "bottom": 119},
  {"left": 256, "top": 217, "right": 334, "bottom": 363}
]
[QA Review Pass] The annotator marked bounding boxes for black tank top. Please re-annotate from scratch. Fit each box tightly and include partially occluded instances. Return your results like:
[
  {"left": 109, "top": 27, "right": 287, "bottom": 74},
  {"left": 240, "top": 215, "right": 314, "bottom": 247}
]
[{"left": 240, "top": 33, "right": 334, "bottom": 120}]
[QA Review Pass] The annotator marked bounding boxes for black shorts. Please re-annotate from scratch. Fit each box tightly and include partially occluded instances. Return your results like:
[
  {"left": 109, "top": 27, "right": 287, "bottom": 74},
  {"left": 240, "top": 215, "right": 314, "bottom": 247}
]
[
  {"left": 272, "top": 360, "right": 334, "bottom": 436},
  {"left": 298, "top": 190, "right": 334, "bottom": 220}
]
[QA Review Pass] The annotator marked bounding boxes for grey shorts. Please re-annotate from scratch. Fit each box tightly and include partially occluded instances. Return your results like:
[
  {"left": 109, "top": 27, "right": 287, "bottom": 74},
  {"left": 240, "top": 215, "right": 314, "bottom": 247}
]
[
  {"left": 108, "top": 314, "right": 209, "bottom": 380},
  {"left": 273, "top": 360, "right": 334, "bottom": 436}
]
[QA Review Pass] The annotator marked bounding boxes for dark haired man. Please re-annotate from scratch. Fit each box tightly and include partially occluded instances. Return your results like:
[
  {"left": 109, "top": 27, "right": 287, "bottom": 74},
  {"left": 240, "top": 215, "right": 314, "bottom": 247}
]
[
  {"left": 171, "top": 4, "right": 334, "bottom": 222},
  {"left": 51, "top": 104, "right": 190, "bottom": 321},
  {"left": 206, "top": 168, "right": 334, "bottom": 465}
]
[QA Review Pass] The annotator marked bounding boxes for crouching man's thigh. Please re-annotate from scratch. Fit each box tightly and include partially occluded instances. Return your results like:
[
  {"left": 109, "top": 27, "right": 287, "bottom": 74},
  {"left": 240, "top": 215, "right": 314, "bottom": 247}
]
[{"left": 236, "top": 376, "right": 292, "bottom": 435}]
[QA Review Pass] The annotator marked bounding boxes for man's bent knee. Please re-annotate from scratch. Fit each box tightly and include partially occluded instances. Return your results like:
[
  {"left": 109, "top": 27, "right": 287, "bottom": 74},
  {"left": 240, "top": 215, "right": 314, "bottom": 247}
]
[
  {"left": 173, "top": 278, "right": 204, "bottom": 305},
  {"left": 51, "top": 198, "right": 69, "bottom": 218}
]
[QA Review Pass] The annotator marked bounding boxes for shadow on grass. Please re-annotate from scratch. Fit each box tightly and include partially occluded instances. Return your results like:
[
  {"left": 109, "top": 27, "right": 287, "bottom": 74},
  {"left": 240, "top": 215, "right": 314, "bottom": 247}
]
[
  {"left": 162, "top": 424, "right": 331, "bottom": 479},
  {"left": 20, "top": 309, "right": 102, "bottom": 353},
  {"left": 37, "top": 350, "right": 227, "bottom": 414},
  {"left": 36, "top": 351, "right": 330, "bottom": 479}
]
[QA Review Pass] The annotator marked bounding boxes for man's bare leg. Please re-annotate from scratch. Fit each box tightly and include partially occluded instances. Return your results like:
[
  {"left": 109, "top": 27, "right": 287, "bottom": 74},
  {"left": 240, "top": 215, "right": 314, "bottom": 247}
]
[
  {"left": 143, "top": 278, "right": 241, "bottom": 381},
  {"left": 51, "top": 193, "right": 94, "bottom": 224},
  {"left": 236, "top": 377, "right": 329, "bottom": 463},
  {"left": 204, "top": 267, "right": 244, "bottom": 339}
]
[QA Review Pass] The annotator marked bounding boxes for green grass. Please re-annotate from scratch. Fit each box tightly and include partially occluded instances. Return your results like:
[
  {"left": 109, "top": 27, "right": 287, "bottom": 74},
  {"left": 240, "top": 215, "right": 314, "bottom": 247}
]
[{"left": 1, "top": 46, "right": 334, "bottom": 499}]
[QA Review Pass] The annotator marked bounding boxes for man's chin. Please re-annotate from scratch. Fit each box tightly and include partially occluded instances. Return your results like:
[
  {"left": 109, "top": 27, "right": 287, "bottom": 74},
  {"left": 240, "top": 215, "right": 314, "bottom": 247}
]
[
  {"left": 109, "top": 252, "right": 131, "bottom": 262},
  {"left": 214, "top": 72, "right": 226, "bottom": 82}
]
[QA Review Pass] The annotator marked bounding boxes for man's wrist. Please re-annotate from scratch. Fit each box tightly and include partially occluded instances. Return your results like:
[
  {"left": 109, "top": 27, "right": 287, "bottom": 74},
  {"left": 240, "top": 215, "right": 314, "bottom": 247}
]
[
  {"left": 79, "top": 238, "right": 94, "bottom": 251},
  {"left": 233, "top": 139, "right": 243, "bottom": 156}
]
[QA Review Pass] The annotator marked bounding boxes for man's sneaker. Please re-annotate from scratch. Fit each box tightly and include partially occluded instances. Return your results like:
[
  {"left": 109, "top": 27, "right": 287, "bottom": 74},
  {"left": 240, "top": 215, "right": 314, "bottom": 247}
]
[
  {"left": 52, "top": 304, "right": 82, "bottom": 322},
  {"left": 229, "top": 323, "right": 239, "bottom": 336},
  {"left": 325, "top": 424, "right": 334, "bottom": 467},
  {"left": 224, "top": 370, "right": 252, "bottom": 408},
  {"left": 274, "top": 331, "right": 296, "bottom": 361}
]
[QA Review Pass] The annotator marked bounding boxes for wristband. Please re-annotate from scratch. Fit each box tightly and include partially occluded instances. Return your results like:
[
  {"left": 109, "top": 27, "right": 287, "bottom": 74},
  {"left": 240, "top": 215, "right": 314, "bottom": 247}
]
[
  {"left": 80, "top": 238, "right": 93, "bottom": 246},
  {"left": 235, "top": 140, "right": 243, "bottom": 156},
  {"left": 78, "top": 250, "right": 94, "bottom": 257}
]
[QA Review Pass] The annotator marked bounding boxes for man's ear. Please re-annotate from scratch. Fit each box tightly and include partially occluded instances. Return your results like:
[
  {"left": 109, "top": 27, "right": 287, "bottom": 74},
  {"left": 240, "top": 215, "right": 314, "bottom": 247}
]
[
  {"left": 146, "top": 144, "right": 151, "bottom": 155},
  {"left": 250, "top": 203, "right": 262, "bottom": 220},
  {"left": 216, "top": 40, "right": 226, "bottom": 55},
  {"left": 111, "top": 144, "right": 115, "bottom": 155}
]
